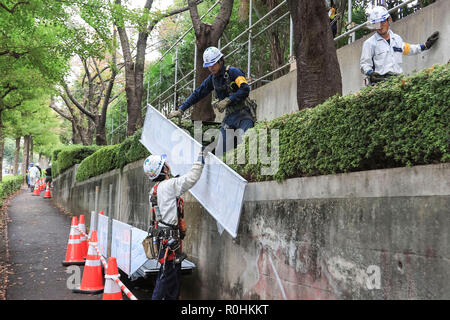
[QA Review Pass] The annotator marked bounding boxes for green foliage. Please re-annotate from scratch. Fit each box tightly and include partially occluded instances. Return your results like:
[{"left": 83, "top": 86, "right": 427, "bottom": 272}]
[
  {"left": 230, "top": 64, "right": 450, "bottom": 182},
  {"left": 77, "top": 120, "right": 222, "bottom": 182},
  {"left": 76, "top": 129, "right": 150, "bottom": 182},
  {"left": 0, "top": 175, "right": 23, "bottom": 206},
  {"left": 75, "top": 145, "right": 121, "bottom": 182},
  {"left": 53, "top": 145, "right": 101, "bottom": 177},
  {"left": 116, "top": 128, "right": 150, "bottom": 169}
]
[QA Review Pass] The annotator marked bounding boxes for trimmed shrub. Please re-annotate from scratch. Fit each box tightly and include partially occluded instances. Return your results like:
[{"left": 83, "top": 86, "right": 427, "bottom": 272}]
[
  {"left": 53, "top": 145, "right": 100, "bottom": 177},
  {"left": 76, "top": 145, "right": 121, "bottom": 182},
  {"left": 0, "top": 175, "right": 23, "bottom": 206},
  {"left": 230, "top": 64, "right": 449, "bottom": 182},
  {"left": 75, "top": 121, "right": 221, "bottom": 182},
  {"left": 116, "top": 128, "right": 151, "bottom": 169}
]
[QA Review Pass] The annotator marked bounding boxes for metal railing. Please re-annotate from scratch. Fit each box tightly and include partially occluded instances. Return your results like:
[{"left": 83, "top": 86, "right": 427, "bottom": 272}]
[{"left": 108, "top": 0, "right": 420, "bottom": 144}]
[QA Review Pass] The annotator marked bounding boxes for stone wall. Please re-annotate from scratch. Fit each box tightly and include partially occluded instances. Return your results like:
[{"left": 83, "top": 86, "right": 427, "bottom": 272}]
[{"left": 53, "top": 162, "right": 450, "bottom": 299}]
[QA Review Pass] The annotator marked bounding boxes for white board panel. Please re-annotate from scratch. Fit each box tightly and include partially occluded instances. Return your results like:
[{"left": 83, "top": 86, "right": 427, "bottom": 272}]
[
  {"left": 140, "top": 105, "right": 247, "bottom": 238},
  {"left": 130, "top": 227, "right": 149, "bottom": 276},
  {"left": 97, "top": 214, "right": 109, "bottom": 258},
  {"left": 111, "top": 220, "right": 132, "bottom": 275}
]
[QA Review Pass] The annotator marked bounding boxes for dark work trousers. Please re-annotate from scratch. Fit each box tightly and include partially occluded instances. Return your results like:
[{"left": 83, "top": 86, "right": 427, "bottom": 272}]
[{"left": 152, "top": 260, "right": 182, "bottom": 300}]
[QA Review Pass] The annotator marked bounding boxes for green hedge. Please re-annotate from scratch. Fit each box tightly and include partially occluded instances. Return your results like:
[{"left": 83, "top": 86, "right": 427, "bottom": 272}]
[
  {"left": 75, "top": 145, "right": 121, "bottom": 182},
  {"left": 52, "top": 145, "right": 100, "bottom": 177},
  {"left": 76, "top": 129, "right": 150, "bottom": 182},
  {"left": 75, "top": 122, "right": 221, "bottom": 182},
  {"left": 0, "top": 175, "right": 23, "bottom": 206},
  {"left": 230, "top": 64, "right": 449, "bottom": 182}
]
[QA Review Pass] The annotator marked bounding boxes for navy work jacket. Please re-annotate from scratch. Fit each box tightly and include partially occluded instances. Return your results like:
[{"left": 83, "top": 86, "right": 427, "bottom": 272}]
[{"left": 179, "top": 64, "right": 250, "bottom": 112}]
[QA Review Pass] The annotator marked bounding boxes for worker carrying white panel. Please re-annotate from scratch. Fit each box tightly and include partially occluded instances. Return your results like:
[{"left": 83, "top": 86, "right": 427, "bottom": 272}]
[{"left": 140, "top": 105, "right": 247, "bottom": 239}]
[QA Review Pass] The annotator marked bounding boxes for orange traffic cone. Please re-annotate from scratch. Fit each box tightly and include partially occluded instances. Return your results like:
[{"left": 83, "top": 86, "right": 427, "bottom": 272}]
[
  {"left": 103, "top": 257, "right": 123, "bottom": 300},
  {"left": 99, "top": 210, "right": 104, "bottom": 215},
  {"left": 40, "top": 178, "right": 45, "bottom": 192},
  {"left": 32, "top": 180, "right": 40, "bottom": 196},
  {"left": 62, "top": 216, "right": 85, "bottom": 266},
  {"left": 43, "top": 183, "right": 52, "bottom": 199},
  {"left": 73, "top": 230, "right": 104, "bottom": 294},
  {"left": 78, "top": 215, "right": 88, "bottom": 259}
]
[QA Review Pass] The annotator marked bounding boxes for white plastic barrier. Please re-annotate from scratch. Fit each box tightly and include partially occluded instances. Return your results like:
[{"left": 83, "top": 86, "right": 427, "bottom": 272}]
[
  {"left": 97, "top": 214, "right": 109, "bottom": 258},
  {"left": 89, "top": 212, "right": 195, "bottom": 278},
  {"left": 130, "top": 227, "right": 149, "bottom": 276},
  {"left": 111, "top": 220, "right": 132, "bottom": 275}
]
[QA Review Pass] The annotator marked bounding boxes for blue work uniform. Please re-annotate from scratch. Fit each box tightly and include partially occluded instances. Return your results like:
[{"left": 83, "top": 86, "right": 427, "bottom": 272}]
[{"left": 179, "top": 64, "right": 254, "bottom": 157}]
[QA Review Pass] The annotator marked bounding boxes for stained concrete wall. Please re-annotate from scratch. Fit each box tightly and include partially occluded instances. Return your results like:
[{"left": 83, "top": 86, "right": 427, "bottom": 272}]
[
  {"left": 251, "top": 0, "right": 450, "bottom": 121},
  {"left": 53, "top": 162, "right": 450, "bottom": 299}
]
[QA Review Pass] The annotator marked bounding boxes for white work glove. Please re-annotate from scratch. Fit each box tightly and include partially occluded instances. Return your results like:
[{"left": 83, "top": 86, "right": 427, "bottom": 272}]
[
  {"left": 167, "top": 109, "right": 183, "bottom": 119},
  {"left": 213, "top": 97, "right": 231, "bottom": 113}
]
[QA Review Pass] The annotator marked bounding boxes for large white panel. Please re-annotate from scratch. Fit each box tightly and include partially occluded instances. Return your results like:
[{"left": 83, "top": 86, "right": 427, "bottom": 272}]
[{"left": 140, "top": 105, "right": 247, "bottom": 238}]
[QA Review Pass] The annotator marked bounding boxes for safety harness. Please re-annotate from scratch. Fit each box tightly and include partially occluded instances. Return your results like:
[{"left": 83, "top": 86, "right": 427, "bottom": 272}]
[
  {"left": 213, "top": 65, "right": 257, "bottom": 122},
  {"left": 146, "top": 182, "right": 186, "bottom": 266}
]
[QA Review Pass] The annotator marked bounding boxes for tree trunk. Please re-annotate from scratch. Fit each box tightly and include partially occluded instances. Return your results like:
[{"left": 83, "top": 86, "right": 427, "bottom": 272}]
[
  {"left": 115, "top": 0, "right": 151, "bottom": 136},
  {"left": 191, "top": 23, "right": 216, "bottom": 121},
  {"left": 0, "top": 111, "right": 4, "bottom": 182},
  {"left": 13, "top": 137, "right": 20, "bottom": 175},
  {"left": 30, "top": 136, "right": 33, "bottom": 163},
  {"left": 188, "top": 0, "right": 234, "bottom": 121},
  {"left": 287, "top": 0, "right": 342, "bottom": 110},
  {"left": 22, "top": 135, "right": 30, "bottom": 186}
]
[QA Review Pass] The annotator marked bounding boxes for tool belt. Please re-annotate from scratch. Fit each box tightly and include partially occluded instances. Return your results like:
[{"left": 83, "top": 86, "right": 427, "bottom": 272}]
[
  {"left": 142, "top": 224, "right": 180, "bottom": 260},
  {"left": 142, "top": 182, "right": 187, "bottom": 264}
]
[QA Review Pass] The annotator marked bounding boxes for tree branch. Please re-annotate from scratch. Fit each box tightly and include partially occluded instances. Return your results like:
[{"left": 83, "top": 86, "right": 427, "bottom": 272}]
[
  {"left": 187, "top": 0, "right": 203, "bottom": 36},
  {"left": 0, "top": 1, "right": 29, "bottom": 14},
  {"left": 0, "top": 50, "right": 29, "bottom": 58},
  {"left": 61, "top": 83, "right": 95, "bottom": 120},
  {"left": 1, "top": 85, "right": 17, "bottom": 99},
  {"left": 51, "top": 97, "right": 74, "bottom": 122}
]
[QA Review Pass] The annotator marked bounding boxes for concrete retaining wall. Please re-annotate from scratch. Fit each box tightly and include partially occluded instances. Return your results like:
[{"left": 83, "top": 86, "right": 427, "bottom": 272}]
[
  {"left": 251, "top": 0, "right": 450, "bottom": 121},
  {"left": 53, "top": 162, "right": 450, "bottom": 299}
]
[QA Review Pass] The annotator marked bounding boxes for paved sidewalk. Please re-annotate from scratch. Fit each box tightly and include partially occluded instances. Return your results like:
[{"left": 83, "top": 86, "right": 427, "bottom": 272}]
[{"left": 6, "top": 187, "right": 101, "bottom": 300}]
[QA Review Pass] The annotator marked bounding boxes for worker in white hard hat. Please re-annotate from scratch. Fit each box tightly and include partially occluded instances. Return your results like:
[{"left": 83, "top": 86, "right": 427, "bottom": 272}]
[
  {"left": 143, "top": 148, "right": 206, "bottom": 300},
  {"left": 167, "top": 46, "right": 255, "bottom": 157},
  {"left": 360, "top": 6, "right": 439, "bottom": 84}
]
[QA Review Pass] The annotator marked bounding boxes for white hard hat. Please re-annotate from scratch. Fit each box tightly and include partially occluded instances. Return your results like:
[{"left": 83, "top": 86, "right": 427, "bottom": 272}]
[
  {"left": 203, "top": 46, "right": 223, "bottom": 68},
  {"left": 143, "top": 154, "right": 167, "bottom": 180},
  {"left": 367, "top": 6, "right": 390, "bottom": 30}
]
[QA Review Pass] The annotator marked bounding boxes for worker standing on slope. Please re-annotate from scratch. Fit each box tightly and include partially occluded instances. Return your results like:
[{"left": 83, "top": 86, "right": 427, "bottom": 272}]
[{"left": 360, "top": 6, "right": 439, "bottom": 85}]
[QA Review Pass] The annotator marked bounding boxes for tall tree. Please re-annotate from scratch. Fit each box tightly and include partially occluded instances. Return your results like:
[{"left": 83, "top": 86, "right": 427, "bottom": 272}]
[
  {"left": 112, "top": 0, "right": 203, "bottom": 136},
  {"left": 60, "top": 52, "right": 123, "bottom": 145},
  {"left": 187, "top": 0, "right": 234, "bottom": 121},
  {"left": 287, "top": 0, "right": 342, "bottom": 110}
]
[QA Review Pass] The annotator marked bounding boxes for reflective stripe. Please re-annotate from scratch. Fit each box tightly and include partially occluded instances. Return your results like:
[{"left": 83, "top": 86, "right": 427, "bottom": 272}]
[
  {"left": 85, "top": 259, "right": 101, "bottom": 267},
  {"left": 235, "top": 76, "right": 248, "bottom": 88},
  {"left": 403, "top": 42, "right": 410, "bottom": 55},
  {"left": 104, "top": 279, "right": 121, "bottom": 293}
]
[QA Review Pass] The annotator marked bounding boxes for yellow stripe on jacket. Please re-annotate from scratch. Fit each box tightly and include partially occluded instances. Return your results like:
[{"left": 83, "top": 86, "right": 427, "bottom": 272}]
[
  {"left": 403, "top": 42, "right": 411, "bottom": 55},
  {"left": 235, "top": 76, "right": 248, "bottom": 88}
]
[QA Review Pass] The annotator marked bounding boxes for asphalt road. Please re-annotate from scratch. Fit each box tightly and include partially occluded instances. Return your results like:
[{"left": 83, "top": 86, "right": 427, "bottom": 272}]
[{"left": 6, "top": 187, "right": 103, "bottom": 300}]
